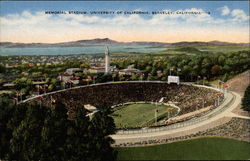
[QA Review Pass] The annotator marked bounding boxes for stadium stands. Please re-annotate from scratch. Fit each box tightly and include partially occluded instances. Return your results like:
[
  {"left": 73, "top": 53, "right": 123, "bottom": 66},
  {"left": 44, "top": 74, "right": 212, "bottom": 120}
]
[{"left": 27, "top": 82, "right": 218, "bottom": 119}]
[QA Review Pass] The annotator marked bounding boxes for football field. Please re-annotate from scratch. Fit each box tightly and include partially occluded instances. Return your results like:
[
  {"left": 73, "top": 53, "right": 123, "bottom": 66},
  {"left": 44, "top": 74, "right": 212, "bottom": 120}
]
[
  {"left": 111, "top": 103, "right": 177, "bottom": 129},
  {"left": 116, "top": 137, "right": 250, "bottom": 160}
]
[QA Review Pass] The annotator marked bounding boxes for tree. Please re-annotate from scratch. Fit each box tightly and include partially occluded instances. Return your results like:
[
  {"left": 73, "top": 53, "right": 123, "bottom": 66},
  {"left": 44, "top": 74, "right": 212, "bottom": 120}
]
[
  {"left": 48, "top": 84, "right": 55, "bottom": 91},
  {"left": 242, "top": 85, "right": 250, "bottom": 111},
  {"left": 131, "top": 74, "right": 139, "bottom": 80},
  {"left": 145, "top": 66, "right": 152, "bottom": 73},
  {"left": 64, "top": 105, "right": 117, "bottom": 161},
  {"left": 40, "top": 102, "right": 69, "bottom": 161},
  {"left": 0, "top": 96, "right": 28, "bottom": 160},
  {"left": 51, "top": 78, "right": 58, "bottom": 85},
  {"left": 201, "top": 57, "right": 212, "bottom": 75},
  {"left": 80, "top": 63, "right": 90, "bottom": 69},
  {"left": 14, "top": 77, "right": 32, "bottom": 92},
  {"left": 0, "top": 64, "right": 5, "bottom": 73},
  {"left": 211, "top": 65, "right": 221, "bottom": 75},
  {"left": 218, "top": 55, "right": 226, "bottom": 65},
  {"left": 119, "top": 75, "right": 126, "bottom": 81},
  {"left": 222, "top": 64, "right": 230, "bottom": 73},
  {"left": 64, "top": 108, "right": 92, "bottom": 161},
  {"left": 9, "top": 105, "right": 46, "bottom": 160},
  {"left": 88, "top": 107, "right": 117, "bottom": 161},
  {"left": 1, "top": 100, "right": 117, "bottom": 161},
  {"left": 0, "top": 97, "right": 15, "bottom": 159}
]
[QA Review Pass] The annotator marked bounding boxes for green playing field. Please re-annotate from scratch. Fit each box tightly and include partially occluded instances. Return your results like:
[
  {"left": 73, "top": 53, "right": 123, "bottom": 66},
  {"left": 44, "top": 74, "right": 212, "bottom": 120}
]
[
  {"left": 111, "top": 103, "right": 177, "bottom": 129},
  {"left": 116, "top": 137, "right": 250, "bottom": 160}
]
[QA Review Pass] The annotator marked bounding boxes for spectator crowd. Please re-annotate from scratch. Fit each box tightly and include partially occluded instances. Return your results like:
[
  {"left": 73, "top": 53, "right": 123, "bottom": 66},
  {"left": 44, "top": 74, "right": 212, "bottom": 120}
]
[{"left": 27, "top": 82, "right": 217, "bottom": 119}]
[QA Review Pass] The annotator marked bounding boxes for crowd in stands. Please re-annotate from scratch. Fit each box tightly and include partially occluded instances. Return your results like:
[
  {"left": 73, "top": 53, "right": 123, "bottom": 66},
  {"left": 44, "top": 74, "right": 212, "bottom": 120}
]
[
  {"left": 28, "top": 82, "right": 218, "bottom": 119},
  {"left": 164, "top": 105, "right": 213, "bottom": 125}
]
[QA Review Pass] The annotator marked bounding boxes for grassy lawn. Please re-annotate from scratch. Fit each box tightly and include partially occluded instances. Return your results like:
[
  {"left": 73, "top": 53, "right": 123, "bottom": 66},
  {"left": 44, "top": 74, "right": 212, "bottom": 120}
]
[
  {"left": 116, "top": 137, "right": 250, "bottom": 160},
  {"left": 111, "top": 103, "right": 176, "bottom": 128}
]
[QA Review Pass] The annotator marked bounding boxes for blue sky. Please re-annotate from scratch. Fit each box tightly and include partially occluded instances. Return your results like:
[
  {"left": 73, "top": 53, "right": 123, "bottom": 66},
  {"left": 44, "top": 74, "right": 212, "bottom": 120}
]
[
  {"left": 0, "top": 1, "right": 249, "bottom": 43},
  {"left": 1, "top": 1, "right": 248, "bottom": 17}
]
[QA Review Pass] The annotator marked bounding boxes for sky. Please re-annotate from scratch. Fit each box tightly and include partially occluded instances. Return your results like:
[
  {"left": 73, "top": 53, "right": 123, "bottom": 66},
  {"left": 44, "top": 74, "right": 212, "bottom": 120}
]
[{"left": 0, "top": 1, "right": 249, "bottom": 43}]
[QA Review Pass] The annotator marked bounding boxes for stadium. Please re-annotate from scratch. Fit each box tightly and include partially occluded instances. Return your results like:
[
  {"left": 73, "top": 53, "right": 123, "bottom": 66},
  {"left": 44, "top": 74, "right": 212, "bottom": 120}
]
[{"left": 24, "top": 81, "right": 221, "bottom": 130}]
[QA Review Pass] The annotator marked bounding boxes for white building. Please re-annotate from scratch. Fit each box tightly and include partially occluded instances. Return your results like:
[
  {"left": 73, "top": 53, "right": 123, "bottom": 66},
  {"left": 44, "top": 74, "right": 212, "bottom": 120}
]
[
  {"left": 58, "top": 74, "right": 72, "bottom": 82},
  {"left": 65, "top": 68, "right": 82, "bottom": 75},
  {"left": 88, "top": 66, "right": 106, "bottom": 74},
  {"left": 118, "top": 68, "right": 141, "bottom": 75}
]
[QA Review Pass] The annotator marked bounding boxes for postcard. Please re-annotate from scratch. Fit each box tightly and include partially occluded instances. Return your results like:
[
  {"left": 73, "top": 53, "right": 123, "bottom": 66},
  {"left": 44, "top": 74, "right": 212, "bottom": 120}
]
[{"left": 0, "top": 1, "right": 249, "bottom": 160}]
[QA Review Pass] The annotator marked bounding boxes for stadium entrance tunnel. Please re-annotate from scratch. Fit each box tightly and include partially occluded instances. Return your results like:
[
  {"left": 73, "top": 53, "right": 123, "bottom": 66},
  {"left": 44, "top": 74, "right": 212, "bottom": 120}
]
[{"left": 24, "top": 81, "right": 218, "bottom": 122}]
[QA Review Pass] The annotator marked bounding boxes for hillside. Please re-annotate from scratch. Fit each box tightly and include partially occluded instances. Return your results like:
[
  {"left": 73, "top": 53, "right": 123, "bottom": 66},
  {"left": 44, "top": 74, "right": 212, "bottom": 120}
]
[
  {"left": 172, "top": 47, "right": 202, "bottom": 53},
  {"left": 0, "top": 38, "right": 249, "bottom": 48}
]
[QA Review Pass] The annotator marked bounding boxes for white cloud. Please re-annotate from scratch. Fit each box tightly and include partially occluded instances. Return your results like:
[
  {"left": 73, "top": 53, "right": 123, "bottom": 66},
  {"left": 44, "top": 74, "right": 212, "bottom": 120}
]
[
  {"left": 58, "top": 14, "right": 103, "bottom": 24},
  {"left": 0, "top": 8, "right": 216, "bottom": 28},
  {"left": 1, "top": 11, "right": 52, "bottom": 26},
  {"left": 231, "top": 9, "right": 249, "bottom": 21},
  {"left": 149, "top": 8, "right": 212, "bottom": 25},
  {"left": 219, "top": 6, "right": 230, "bottom": 16},
  {"left": 217, "top": 6, "right": 249, "bottom": 22},
  {"left": 183, "top": 8, "right": 212, "bottom": 23},
  {"left": 0, "top": 9, "right": 248, "bottom": 43}
]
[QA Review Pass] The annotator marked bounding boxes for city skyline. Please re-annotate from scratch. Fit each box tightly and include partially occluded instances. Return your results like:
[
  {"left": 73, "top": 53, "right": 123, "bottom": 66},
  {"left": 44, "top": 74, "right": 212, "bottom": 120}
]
[{"left": 0, "top": 1, "right": 249, "bottom": 43}]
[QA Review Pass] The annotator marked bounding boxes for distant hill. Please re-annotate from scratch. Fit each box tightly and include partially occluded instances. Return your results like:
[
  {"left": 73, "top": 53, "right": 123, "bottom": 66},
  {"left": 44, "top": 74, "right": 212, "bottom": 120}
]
[
  {"left": 0, "top": 38, "right": 120, "bottom": 48},
  {"left": 0, "top": 38, "right": 249, "bottom": 48},
  {"left": 125, "top": 41, "right": 168, "bottom": 46},
  {"left": 173, "top": 47, "right": 202, "bottom": 53},
  {"left": 171, "top": 41, "right": 249, "bottom": 47},
  {"left": 0, "top": 42, "right": 51, "bottom": 48},
  {"left": 171, "top": 41, "right": 209, "bottom": 47},
  {"left": 55, "top": 38, "right": 120, "bottom": 47}
]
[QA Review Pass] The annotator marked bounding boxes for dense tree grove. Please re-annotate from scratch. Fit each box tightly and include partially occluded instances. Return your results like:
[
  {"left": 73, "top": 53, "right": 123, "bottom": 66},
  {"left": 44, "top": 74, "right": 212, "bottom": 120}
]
[
  {"left": 112, "top": 50, "right": 250, "bottom": 81},
  {"left": 0, "top": 98, "right": 116, "bottom": 161},
  {"left": 242, "top": 84, "right": 250, "bottom": 111},
  {"left": 0, "top": 64, "right": 5, "bottom": 73}
]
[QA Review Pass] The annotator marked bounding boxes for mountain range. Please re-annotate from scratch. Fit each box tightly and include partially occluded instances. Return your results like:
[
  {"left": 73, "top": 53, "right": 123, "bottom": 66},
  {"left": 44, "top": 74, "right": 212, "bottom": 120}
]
[{"left": 0, "top": 38, "right": 249, "bottom": 48}]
